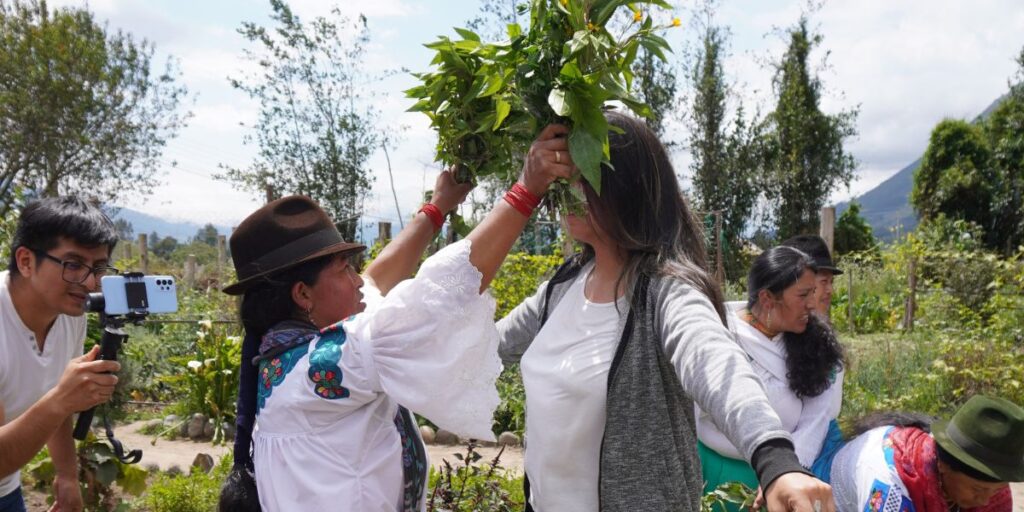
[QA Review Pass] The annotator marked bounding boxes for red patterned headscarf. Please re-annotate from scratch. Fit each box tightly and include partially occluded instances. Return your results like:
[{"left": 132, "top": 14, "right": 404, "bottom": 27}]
[{"left": 890, "top": 427, "right": 1011, "bottom": 512}]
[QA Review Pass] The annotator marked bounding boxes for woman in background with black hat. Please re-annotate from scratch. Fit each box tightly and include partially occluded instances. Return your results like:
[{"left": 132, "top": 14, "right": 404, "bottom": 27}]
[
  {"left": 219, "top": 125, "right": 574, "bottom": 512},
  {"left": 829, "top": 395, "right": 1023, "bottom": 511}
]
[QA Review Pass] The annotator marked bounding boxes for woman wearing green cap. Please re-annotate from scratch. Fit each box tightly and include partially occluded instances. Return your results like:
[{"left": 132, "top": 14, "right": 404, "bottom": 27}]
[{"left": 830, "top": 395, "right": 1024, "bottom": 512}]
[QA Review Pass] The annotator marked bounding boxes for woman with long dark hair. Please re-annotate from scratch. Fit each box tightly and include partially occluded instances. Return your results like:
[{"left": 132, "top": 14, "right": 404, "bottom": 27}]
[
  {"left": 218, "top": 126, "right": 573, "bottom": 511},
  {"left": 697, "top": 246, "right": 846, "bottom": 496},
  {"left": 497, "top": 112, "right": 833, "bottom": 512}
]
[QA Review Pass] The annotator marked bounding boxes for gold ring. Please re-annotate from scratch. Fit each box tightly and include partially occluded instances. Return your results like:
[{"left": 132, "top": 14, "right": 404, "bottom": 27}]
[{"left": 555, "top": 150, "right": 561, "bottom": 163}]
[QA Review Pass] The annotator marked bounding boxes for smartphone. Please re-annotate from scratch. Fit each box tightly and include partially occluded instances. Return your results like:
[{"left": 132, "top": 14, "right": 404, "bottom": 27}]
[{"left": 98, "top": 275, "right": 178, "bottom": 315}]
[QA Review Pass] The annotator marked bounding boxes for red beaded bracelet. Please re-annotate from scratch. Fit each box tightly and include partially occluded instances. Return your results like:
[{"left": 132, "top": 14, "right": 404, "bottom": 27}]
[
  {"left": 504, "top": 183, "right": 542, "bottom": 217},
  {"left": 418, "top": 203, "right": 444, "bottom": 231}
]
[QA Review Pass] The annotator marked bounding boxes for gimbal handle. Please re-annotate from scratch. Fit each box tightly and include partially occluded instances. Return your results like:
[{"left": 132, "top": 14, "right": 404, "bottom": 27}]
[{"left": 72, "top": 324, "right": 127, "bottom": 440}]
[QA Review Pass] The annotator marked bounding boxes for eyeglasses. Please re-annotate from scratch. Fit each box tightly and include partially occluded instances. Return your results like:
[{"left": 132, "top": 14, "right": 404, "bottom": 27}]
[{"left": 35, "top": 251, "right": 120, "bottom": 284}]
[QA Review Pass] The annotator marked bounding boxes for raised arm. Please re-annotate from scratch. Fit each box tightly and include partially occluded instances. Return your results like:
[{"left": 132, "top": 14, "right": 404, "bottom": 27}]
[
  {"left": 467, "top": 124, "right": 572, "bottom": 291},
  {"left": 363, "top": 169, "right": 473, "bottom": 295}
]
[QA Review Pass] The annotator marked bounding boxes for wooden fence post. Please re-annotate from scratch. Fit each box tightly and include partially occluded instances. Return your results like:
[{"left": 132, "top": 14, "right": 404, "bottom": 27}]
[
  {"left": 820, "top": 206, "right": 836, "bottom": 255},
  {"left": 217, "top": 235, "right": 227, "bottom": 275},
  {"left": 123, "top": 242, "right": 132, "bottom": 262},
  {"left": 847, "top": 267, "right": 855, "bottom": 333},
  {"left": 265, "top": 184, "right": 275, "bottom": 203},
  {"left": 904, "top": 256, "right": 918, "bottom": 332},
  {"left": 378, "top": 222, "right": 392, "bottom": 244},
  {"left": 184, "top": 254, "right": 197, "bottom": 288},
  {"left": 137, "top": 234, "right": 148, "bottom": 273}
]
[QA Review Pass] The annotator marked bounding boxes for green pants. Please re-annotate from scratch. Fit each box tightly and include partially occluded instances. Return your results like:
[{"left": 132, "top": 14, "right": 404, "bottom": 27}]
[{"left": 698, "top": 441, "right": 759, "bottom": 511}]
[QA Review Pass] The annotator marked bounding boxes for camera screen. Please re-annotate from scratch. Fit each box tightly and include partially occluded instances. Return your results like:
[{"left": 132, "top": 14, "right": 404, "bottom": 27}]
[{"left": 125, "top": 280, "right": 148, "bottom": 310}]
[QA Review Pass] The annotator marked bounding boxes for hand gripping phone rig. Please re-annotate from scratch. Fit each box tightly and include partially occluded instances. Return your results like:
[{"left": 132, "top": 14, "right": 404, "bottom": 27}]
[{"left": 71, "top": 272, "right": 179, "bottom": 464}]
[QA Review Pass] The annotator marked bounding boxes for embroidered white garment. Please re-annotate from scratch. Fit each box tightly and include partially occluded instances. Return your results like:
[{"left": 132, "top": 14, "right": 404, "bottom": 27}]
[
  {"left": 696, "top": 301, "right": 843, "bottom": 466},
  {"left": 521, "top": 263, "right": 623, "bottom": 512},
  {"left": 829, "top": 427, "right": 913, "bottom": 512},
  {"left": 253, "top": 240, "right": 501, "bottom": 512}
]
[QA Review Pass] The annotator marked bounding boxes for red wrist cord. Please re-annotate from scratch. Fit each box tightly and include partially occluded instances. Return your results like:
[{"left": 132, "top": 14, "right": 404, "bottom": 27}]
[{"left": 419, "top": 203, "right": 444, "bottom": 230}]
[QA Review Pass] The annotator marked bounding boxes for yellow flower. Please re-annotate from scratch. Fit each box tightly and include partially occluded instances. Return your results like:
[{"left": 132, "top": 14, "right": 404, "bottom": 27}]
[
  {"left": 559, "top": 0, "right": 567, "bottom": 6},
  {"left": 587, "top": 22, "right": 595, "bottom": 31},
  {"left": 672, "top": 18, "right": 681, "bottom": 27},
  {"left": 633, "top": 10, "right": 642, "bottom": 22}
]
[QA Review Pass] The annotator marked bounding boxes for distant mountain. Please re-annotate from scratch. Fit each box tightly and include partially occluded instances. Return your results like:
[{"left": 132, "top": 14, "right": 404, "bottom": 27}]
[
  {"left": 109, "top": 207, "right": 231, "bottom": 241},
  {"left": 837, "top": 94, "right": 1007, "bottom": 241}
]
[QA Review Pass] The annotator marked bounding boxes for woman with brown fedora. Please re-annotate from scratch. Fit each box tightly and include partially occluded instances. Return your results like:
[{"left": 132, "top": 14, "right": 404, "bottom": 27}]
[
  {"left": 829, "top": 395, "right": 1024, "bottom": 511},
  {"left": 218, "top": 125, "right": 574, "bottom": 512}
]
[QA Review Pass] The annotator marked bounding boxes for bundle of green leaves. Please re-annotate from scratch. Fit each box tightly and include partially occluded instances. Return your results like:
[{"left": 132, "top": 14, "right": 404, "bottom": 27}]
[{"left": 407, "top": 0, "right": 677, "bottom": 208}]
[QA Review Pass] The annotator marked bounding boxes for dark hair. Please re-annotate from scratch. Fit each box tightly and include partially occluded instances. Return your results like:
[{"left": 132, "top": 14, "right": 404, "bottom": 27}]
[
  {"left": 220, "top": 254, "right": 338, "bottom": 512},
  {"left": 849, "top": 411, "right": 936, "bottom": 437},
  {"left": 8, "top": 196, "right": 118, "bottom": 275},
  {"left": 579, "top": 111, "right": 726, "bottom": 323},
  {"left": 747, "top": 246, "right": 844, "bottom": 397}
]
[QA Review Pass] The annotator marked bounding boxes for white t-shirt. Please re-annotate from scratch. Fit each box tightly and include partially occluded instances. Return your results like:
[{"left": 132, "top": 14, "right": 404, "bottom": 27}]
[
  {"left": 521, "top": 264, "right": 623, "bottom": 512},
  {"left": 0, "top": 270, "right": 86, "bottom": 496}
]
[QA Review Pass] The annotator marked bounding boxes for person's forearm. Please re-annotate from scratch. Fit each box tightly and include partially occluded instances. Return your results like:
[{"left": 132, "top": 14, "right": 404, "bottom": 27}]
[
  {"left": 363, "top": 213, "right": 438, "bottom": 296},
  {"left": 0, "top": 392, "right": 69, "bottom": 476},
  {"left": 47, "top": 416, "right": 78, "bottom": 480},
  {"left": 466, "top": 200, "right": 531, "bottom": 292}
]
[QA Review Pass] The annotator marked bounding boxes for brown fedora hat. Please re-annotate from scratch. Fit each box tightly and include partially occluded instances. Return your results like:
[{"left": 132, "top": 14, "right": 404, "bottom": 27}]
[{"left": 223, "top": 195, "right": 365, "bottom": 295}]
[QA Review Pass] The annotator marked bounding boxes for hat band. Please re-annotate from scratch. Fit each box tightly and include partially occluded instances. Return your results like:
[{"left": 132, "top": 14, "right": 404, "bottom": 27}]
[
  {"left": 241, "top": 227, "right": 344, "bottom": 278},
  {"left": 946, "top": 421, "right": 1021, "bottom": 469}
]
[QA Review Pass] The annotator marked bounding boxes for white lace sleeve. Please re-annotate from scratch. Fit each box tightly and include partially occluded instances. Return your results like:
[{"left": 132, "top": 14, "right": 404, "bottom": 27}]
[{"left": 345, "top": 239, "right": 501, "bottom": 441}]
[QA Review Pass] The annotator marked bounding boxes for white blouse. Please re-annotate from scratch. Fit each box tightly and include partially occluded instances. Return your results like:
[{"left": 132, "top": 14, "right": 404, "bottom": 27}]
[
  {"left": 696, "top": 301, "right": 843, "bottom": 467},
  {"left": 253, "top": 240, "right": 502, "bottom": 511},
  {"left": 520, "top": 264, "right": 623, "bottom": 512}
]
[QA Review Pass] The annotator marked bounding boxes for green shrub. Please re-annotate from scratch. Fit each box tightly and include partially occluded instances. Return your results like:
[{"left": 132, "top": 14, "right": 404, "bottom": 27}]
[
  {"left": 492, "top": 365, "right": 525, "bottom": 436},
  {"left": 490, "top": 252, "right": 562, "bottom": 319},
  {"left": 427, "top": 443, "right": 524, "bottom": 512},
  {"left": 139, "top": 454, "right": 232, "bottom": 512}
]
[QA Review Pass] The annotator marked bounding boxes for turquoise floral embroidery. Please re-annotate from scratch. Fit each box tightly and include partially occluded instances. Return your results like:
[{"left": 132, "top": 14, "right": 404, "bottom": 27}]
[
  {"left": 257, "top": 344, "right": 308, "bottom": 411},
  {"left": 308, "top": 322, "right": 350, "bottom": 399}
]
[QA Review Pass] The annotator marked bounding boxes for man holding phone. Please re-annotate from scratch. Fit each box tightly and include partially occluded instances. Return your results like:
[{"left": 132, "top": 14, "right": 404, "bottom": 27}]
[{"left": 0, "top": 196, "right": 122, "bottom": 512}]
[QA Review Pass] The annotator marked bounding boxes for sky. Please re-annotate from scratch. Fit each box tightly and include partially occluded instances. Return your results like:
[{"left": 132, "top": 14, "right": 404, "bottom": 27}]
[{"left": 44, "top": 0, "right": 1024, "bottom": 234}]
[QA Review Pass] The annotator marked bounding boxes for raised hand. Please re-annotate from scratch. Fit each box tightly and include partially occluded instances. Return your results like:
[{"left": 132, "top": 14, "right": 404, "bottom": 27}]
[{"left": 519, "top": 124, "right": 575, "bottom": 197}]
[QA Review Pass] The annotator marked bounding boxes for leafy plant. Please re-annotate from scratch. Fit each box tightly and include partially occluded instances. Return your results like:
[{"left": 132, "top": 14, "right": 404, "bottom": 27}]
[
  {"left": 139, "top": 454, "right": 232, "bottom": 512},
  {"left": 427, "top": 442, "right": 524, "bottom": 512},
  {"left": 408, "top": 0, "right": 679, "bottom": 207},
  {"left": 26, "top": 434, "right": 148, "bottom": 512},
  {"left": 162, "top": 320, "right": 241, "bottom": 444},
  {"left": 702, "top": 481, "right": 759, "bottom": 512}
]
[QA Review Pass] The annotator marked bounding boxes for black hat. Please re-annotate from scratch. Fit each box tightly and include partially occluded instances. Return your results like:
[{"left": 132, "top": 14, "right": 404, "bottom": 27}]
[
  {"left": 223, "top": 195, "right": 365, "bottom": 295},
  {"left": 781, "top": 234, "right": 843, "bottom": 275},
  {"left": 933, "top": 395, "right": 1024, "bottom": 482}
]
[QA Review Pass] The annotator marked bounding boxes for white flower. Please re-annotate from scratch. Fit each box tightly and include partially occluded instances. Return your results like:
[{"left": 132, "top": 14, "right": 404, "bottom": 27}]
[
  {"left": 198, "top": 320, "right": 213, "bottom": 329},
  {"left": 204, "top": 358, "right": 216, "bottom": 367},
  {"left": 187, "top": 360, "right": 202, "bottom": 370},
  {"left": 222, "top": 369, "right": 233, "bottom": 375}
]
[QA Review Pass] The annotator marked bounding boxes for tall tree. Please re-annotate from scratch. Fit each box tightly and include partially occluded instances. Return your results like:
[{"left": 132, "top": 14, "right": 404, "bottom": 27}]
[
  {"left": 221, "top": 0, "right": 379, "bottom": 240},
  {"left": 986, "top": 47, "right": 1024, "bottom": 254},
  {"left": 757, "top": 16, "right": 857, "bottom": 240},
  {"left": 911, "top": 119, "right": 994, "bottom": 232},
  {"left": 0, "top": 0, "right": 189, "bottom": 215},
  {"left": 833, "top": 201, "right": 875, "bottom": 254},
  {"left": 687, "top": 16, "right": 758, "bottom": 278}
]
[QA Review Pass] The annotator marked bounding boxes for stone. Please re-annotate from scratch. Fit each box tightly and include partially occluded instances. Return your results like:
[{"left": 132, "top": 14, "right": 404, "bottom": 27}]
[
  {"left": 434, "top": 429, "right": 459, "bottom": 445},
  {"left": 203, "top": 421, "right": 215, "bottom": 439},
  {"left": 192, "top": 453, "right": 215, "bottom": 474},
  {"left": 144, "top": 418, "right": 162, "bottom": 432},
  {"left": 187, "top": 414, "right": 208, "bottom": 440},
  {"left": 222, "top": 421, "right": 236, "bottom": 441},
  {"left": 419, "top": 425, "right": 436, "bottom": 444},
  {"left": 497, "top": 432, "right": 520, "bottom": 447},
  {"left": 162, "top": 414, "right": 180, "bottom": 427},
  {"left": 166, "top": 464, "right": 182, "bottom": 476}
]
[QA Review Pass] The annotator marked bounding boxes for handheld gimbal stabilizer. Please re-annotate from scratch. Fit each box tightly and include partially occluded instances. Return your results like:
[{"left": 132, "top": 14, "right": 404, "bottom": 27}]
[{"left": 71, "top": 272, "right": 178, "bottom": 465}]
